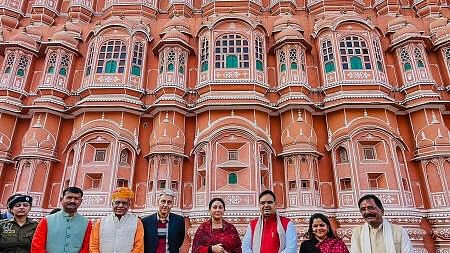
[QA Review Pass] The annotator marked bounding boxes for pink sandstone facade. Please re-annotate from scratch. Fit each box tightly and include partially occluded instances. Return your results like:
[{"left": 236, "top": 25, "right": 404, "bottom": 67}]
[{"left": 0, "top": 0, "right": 449, "bottom": 252}]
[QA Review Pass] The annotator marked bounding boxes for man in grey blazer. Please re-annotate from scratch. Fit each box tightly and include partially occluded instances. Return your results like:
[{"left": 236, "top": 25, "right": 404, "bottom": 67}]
[{"left": 142, "top": 189, "right": 185, "bottom": 253}]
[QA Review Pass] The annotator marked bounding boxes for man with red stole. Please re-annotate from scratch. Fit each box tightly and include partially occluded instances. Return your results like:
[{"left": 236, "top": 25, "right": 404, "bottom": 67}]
[{"left": 242, "top": 190, "right": 297, "bottom": 253}]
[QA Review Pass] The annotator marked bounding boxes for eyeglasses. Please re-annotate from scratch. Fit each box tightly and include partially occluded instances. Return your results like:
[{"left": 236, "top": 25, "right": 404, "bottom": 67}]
[
  {"left": 259, "top": 201, "right": 274, "bottom": 205},
  {"left": 113, "top": 200, "right": 130, "bottom": 206}
]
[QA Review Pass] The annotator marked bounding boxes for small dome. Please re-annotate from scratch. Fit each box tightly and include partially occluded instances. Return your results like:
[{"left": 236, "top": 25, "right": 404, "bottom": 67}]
[
  {"left": 435, "top": 23, "right": 450, "bottom": 41},
  {"left": 392, "top": 24, "right": 420, "bottom": 42},
  {"left": 165, "top": 17, "right": 190, "bottom": 31},
  {"left": 430, "top": 17, "right": 448, "bottom": 34},
  {"left": 161, "top": 28, "right": 189, "bottom": 43},
  {"left": 281, "top": 120, "right": 318, "bottom": 153},
  {"left": 149, "top": 121, "right": 185, "bottom": 154},
  {"left": 387, "top": 15, "right": 407, "bottom": 33},
  {"left": 11, "top": 31, "right": 38, "bottom": 49},
  {"left": 274, "top": 27, "right": 303, "bottom": 43},
  {"left": 61, "top": 22, "right": 82, "bottom": 38},
  {"left": 24, "top": 25, "right": 43, "bottom": 39},
  {"left": 160, "top": 17, "right": 191, "bottom": 37},
  {"left": 273, "top": 14, "right": 303, "bottom": 33},
  {"left": 52, "top": 31, "right": 79, "bottom": 47},
  {"left": 22, "top": 128, "right": 56, "bottom": 153}
]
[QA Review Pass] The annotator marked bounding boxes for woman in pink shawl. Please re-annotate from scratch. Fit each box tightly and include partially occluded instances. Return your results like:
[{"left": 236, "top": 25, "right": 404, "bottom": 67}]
[{"left": 192, "top": 198, "right": 241, "bottom": 253}]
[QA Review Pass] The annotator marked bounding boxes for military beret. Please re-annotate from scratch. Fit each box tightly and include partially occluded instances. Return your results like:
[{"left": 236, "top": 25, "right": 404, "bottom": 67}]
[{"left": 7, "top": 194, "right": 33, "bottom": 209}]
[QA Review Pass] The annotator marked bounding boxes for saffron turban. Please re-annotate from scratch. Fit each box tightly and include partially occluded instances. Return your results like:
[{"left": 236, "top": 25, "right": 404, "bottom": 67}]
[{"left": 111, "top": 187, "right": 134, "bottom": 200}]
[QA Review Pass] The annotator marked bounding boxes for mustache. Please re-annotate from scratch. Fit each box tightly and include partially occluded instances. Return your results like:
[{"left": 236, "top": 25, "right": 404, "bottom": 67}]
[{"left": 364, "top": 214, "right": 376, "bottom": 218}]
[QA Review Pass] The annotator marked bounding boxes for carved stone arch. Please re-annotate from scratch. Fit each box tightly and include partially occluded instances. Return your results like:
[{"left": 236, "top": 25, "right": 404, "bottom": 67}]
[
  {"left": 313, "top": 15, "right": 375, "bottom": 38},
  {"left": 329, "top": 117, "right": 407, "bottom": 151},
  {"left": 67, "top": 120, "right": 139, "bottom": 153},
  {"left": 197, "top": 15, "right": 267, "bottom": 35},
  {"left": 130, "top": 30, "right": 153, "bottom": 43},
  {"left": 194, "top": 116, "right": 272, "bottom": 150},
  {"left": 89, "top": 17, "right": 151, "bottom": 41}
]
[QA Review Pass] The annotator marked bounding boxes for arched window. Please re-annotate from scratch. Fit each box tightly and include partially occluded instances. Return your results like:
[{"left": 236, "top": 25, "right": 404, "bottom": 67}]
[
  {"left": 47, "top": 53, "right": 57, "bottom": 74},
  {"left": 255, "top": 37, "right": 264, "bottom": 71},
  {"left": 289, "top": 48, "right": 298, "bottom": 70},
  {"left": 337, "top": 147, "right": 349, "bottom": 163},
  {"left": 159, "top": 53, "right": 164, "bottom": 74},
  {"left": 120, "top": 149, "right": 129, "bottom": 164},
  {"left": 299, "top": 50, "right": 306, "bottom": 73},
  {"left": 229, "top": 173, "right": 237, "bottom": 184},
  {"left": 215, "top": 34, "right": 249, "bottom": 69},
  {"left": 445, "top": 48, "right": 450, "bottom": 70},
  {"left": 96, "top": 40, "right": 126, "bottom": 74},
  {"left": 4, "top": 53, "right": 15, "bottom": 74},
  {"left": 16, "top": 55, "right": 29, "bottom": 77},
  {"left": 414, "top": 47, "right": 425, "bottom": 68},
  {"left": 200, "top": 38, "right": 209, "bottom": 72},
  {"left": 85, "top": 45, "right": 94, "bottom": 76},
  {"left": 59, "top": 54, "right": 70, "bottom": 76},
  {"left": 400, "top": 47, "right": 412, "bottom": 71},
  {"left": 339, "top": 36, "right": 371, "bottom": 70},
  {"left": 279, "top": 51, "right": 286, "bottom": 72},
  {"left": 167, "top": 50, "right": 175, "bottom": 72},
  {"left": 131, "top": 42, "right": 144, "bottom": 77},
  {"left": 179, "top": 53, "right": 186, "bottom": 74},
  {"left": 322, "top": 39, "right": 335, "bottom": 73},
  {"left": 373, "top": 39, "right": 384, "bottom": 72}
]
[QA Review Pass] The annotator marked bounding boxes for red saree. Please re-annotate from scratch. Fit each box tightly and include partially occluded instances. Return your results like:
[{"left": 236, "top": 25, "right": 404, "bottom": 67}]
[{"left": 192, "top": 219, "right": 242, "bottom": 253}]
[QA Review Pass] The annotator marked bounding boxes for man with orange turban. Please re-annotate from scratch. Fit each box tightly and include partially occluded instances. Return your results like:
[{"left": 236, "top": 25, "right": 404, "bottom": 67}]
[{"left": 90, "top": 187, "right": 144, "bottom": 253}]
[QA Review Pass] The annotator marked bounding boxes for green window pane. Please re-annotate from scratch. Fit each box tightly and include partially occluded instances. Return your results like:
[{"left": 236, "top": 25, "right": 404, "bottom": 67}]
[
  {"left": 417, "top": 60, "right": 425, "bottom": 68},
  {"left": 291, "top": 62, "right": 298, "bottom": 70},
  {"left": 226, "top": 55, "right": 238, "bottom": 68},
  {"left": 350, "top": 56, "right": 363, "bottom": 70},
  {"left": 229, "top": 173, "right": 237, "bottom": 184},
  {"left": 47, "top": 66, "right": 55, "bottom": 74},
  {"left": 59, "top": 68, "right": 67, "bottom": 76},
  {"left": 16, "top": 69, "right": 25, "bottom": 77},
  {"left": 4, "top": 66, "right": 11, "bottom": 74},
  {"left": 377, "top": 61, "right": 384, "bottom": 72},
  {"left": 280, "top": 63, "right": 286, "bottom": 73},
  {"left": 201, "top": 62, "right": 208, "bottom": 72},
  {"left": 325, "top": 62, "right": 335, "bottom": 73},
  {"left": 167, "top": 63, "right": 175, "bottom": 72},
  {"left": 131, "top": 66, "right": 141, "bottom": 76},
  {"left": 256, "top": 60, "right": 263, "bottom": 71},
  {"left": 179, "top": 66, "right": 185, "bottom": 74},
  {"left": 404, "top": 62, "right": 412, "bottom": 71},
  {"left": 105, "top": 60, "right": 117, "bottom": 73}
]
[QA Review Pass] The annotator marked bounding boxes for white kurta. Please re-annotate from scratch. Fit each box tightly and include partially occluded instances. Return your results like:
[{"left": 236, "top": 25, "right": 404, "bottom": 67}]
[{"left": 99, "top": 213, "right": 139, "bottom": 253}]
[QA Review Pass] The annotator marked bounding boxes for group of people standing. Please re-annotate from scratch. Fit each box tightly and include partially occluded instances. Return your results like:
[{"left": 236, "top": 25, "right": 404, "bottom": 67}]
[{"left": 0, "top": 186, "right": 414, "bottom": 253}]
